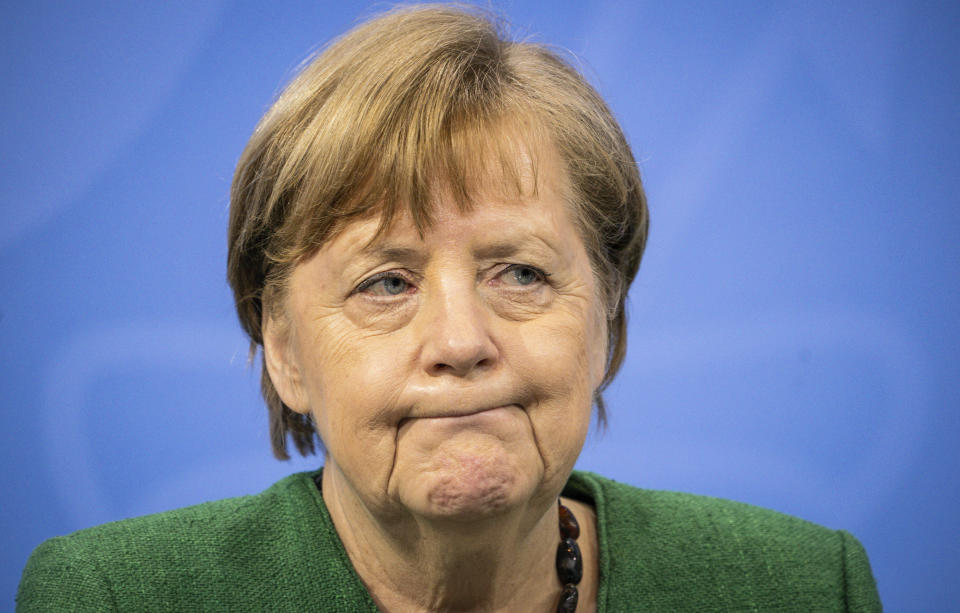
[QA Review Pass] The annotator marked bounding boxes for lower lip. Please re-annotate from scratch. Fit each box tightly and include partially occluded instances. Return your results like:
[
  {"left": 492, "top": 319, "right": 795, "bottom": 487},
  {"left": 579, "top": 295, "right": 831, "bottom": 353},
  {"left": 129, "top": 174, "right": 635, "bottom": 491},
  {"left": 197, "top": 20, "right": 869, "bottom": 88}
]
[{"left": 416, "top": 405, "right": 519, "bottom": 428}]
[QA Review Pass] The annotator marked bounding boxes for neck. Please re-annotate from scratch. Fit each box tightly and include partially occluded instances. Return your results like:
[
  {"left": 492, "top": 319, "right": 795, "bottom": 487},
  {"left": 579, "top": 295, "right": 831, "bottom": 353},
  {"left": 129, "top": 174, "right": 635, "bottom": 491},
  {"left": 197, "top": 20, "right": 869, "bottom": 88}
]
[{"left": 321, "top": 463, "right": 568, "bottom": 613}]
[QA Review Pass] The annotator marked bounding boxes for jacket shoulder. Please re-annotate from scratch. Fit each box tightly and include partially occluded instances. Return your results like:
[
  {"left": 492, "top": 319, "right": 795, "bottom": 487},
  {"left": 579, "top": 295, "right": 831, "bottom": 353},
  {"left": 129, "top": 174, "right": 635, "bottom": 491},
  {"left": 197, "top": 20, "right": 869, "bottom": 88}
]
[
  {"left": 567, "top": 471, "right": 882, "bottom": 612},
  {"left": 16, "top": 471, "right": 373, "bottom": 612}
]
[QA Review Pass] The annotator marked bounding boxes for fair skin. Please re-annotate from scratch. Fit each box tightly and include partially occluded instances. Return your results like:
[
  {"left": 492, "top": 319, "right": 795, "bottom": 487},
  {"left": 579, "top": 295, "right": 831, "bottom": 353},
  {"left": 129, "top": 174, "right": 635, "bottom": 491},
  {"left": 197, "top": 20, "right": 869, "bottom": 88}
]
[{"left": 264, "top": 150, "right": 604, "bottom": 612}]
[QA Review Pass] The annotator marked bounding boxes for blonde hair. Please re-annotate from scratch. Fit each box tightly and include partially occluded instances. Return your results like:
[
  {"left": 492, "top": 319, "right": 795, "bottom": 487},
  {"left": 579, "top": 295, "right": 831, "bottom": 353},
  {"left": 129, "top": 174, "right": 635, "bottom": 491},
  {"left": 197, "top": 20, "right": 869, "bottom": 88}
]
[{"left": 228, "top": 4, "right": 648, "bottom": 459}]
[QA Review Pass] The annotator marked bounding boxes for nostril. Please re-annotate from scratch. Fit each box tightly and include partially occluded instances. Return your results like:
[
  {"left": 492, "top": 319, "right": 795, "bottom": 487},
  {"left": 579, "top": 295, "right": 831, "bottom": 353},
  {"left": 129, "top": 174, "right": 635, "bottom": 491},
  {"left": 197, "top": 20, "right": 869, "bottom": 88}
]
[{"left": 428, "top": 354, "right": 494, "bottom": 377}]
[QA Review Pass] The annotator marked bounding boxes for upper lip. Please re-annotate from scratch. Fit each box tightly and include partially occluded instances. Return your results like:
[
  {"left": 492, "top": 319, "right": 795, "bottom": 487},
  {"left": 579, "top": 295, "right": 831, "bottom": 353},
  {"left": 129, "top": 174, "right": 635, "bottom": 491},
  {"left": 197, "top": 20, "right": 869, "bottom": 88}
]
[
  {"left": 404, "top": 402, "right": 521, "bottom": 422},
  {"left": 437, "top": 404, "right": 515, "bottom": 418}
]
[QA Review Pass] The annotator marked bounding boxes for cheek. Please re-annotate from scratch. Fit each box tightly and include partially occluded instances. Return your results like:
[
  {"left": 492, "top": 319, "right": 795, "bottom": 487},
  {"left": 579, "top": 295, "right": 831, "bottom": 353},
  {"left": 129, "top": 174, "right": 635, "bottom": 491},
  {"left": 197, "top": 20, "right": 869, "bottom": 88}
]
[
  {"left": 294, "top": 318, "right": 407, "bottom": 447},
  {"left": 510, "top": 310, "right": 598, "bottom": 472},
  {"left": 523, "top": 293, "right": 605, "bottom": 399}
]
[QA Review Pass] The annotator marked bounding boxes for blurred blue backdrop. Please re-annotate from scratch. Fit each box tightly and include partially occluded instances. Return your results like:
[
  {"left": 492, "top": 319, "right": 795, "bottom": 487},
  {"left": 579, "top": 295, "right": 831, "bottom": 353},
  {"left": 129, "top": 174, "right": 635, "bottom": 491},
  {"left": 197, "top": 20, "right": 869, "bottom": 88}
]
[{"left": 2, "top": 2, "right": 958, "bottom": 610}]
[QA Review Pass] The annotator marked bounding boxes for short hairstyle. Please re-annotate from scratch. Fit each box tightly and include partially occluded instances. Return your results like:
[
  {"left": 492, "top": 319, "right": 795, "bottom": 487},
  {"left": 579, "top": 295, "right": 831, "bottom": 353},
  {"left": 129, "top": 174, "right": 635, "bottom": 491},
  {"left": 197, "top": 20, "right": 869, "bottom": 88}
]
[{"left": 228, "top": 3, "right": 649, "bottom": 459}]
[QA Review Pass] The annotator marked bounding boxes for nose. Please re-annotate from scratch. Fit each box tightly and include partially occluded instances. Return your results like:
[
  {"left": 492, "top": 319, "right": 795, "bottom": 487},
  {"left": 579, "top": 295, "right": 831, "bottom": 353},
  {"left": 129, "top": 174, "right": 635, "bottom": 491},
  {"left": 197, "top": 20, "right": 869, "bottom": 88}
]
[{"left": 418, "top": 283, "right": 499, "bottom": 378}]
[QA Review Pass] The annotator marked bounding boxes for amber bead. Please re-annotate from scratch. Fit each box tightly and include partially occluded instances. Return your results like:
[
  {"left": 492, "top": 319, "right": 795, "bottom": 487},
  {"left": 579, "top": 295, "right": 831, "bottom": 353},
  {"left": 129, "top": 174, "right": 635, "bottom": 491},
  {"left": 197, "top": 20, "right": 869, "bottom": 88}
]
[
  {"left": 556, "top": 537, "right": 583, "bottom": 585},
  {"left": 558, "top": 503, "right": 580, "bottom": 539},
  {"left": 556, "top": 584, "right": 579, "bottom": 613}
]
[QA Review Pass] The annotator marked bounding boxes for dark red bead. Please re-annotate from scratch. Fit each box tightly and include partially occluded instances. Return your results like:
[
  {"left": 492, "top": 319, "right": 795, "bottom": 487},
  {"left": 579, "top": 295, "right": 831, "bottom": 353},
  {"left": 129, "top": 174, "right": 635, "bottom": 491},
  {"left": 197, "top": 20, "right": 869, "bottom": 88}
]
[
  {"left": 555, "top": 584, "right": 579, "bottom": 613},
  {"left": 558, "top": 503, "right": 580, "bottom": 539},
  {"left": 556, "top": 537, "right": 583, "bottom": 585}
]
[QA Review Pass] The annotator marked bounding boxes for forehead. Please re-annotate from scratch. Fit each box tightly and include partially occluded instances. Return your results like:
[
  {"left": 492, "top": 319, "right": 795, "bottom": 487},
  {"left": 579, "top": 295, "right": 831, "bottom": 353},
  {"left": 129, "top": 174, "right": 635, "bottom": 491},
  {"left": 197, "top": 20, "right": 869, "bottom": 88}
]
[{"left": 335, "top": 169, "right": 577, "bottom": 260}]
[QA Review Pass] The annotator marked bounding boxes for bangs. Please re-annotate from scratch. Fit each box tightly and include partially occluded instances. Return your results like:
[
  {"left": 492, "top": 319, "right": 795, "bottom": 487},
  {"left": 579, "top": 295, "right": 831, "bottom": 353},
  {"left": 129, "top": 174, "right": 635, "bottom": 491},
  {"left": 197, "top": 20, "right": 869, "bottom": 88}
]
[{"left": 278, "top": 102, "right": 550, "bottom": 265}]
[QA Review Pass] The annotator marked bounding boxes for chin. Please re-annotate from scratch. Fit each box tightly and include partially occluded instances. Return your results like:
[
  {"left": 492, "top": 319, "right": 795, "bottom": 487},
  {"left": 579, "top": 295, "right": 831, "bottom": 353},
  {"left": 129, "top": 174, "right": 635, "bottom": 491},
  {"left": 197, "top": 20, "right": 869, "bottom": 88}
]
[{"left": 411, "top": 451, "right": 540, "bottom": 521}]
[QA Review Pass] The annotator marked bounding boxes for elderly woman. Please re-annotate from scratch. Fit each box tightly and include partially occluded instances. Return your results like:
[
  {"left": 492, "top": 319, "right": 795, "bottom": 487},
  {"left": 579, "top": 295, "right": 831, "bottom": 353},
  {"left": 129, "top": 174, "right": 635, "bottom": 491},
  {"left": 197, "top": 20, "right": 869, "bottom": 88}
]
[{"left": 18, "top": 5, "right": 881, "bottom": 612}]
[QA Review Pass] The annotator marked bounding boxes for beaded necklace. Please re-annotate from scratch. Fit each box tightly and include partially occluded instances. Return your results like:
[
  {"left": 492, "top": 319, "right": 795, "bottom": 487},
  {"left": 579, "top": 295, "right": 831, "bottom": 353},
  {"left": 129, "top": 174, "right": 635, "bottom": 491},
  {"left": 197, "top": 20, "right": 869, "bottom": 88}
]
[{"left": 555, "top": 500, "right": 583, "bottom": 612}]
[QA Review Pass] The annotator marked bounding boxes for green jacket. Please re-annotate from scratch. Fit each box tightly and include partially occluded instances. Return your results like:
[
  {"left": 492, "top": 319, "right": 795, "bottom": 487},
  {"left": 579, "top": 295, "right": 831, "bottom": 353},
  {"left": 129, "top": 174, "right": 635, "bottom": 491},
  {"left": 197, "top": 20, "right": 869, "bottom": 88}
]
[{"left": 17, "top": 470, "right": 881, "bottom": 611}]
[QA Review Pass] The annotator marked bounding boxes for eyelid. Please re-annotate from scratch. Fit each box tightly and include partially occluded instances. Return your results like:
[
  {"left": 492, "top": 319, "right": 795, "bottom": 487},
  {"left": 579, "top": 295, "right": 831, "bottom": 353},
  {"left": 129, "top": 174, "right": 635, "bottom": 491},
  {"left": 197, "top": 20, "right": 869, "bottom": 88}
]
[
  {"left": 353, "top": 270, "right": 416, "bottom": 295},
  {"left": 494, "top": 263, "right": 552, "bottom": 285}
]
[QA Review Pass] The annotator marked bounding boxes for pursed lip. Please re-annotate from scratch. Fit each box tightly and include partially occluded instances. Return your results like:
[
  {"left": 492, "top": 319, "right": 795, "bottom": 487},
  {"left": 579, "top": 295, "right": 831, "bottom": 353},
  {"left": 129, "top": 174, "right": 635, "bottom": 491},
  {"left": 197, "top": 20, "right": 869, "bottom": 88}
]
[
  {"left": 399, "top": 403, "right": 521, "bottom": 425},
  {"left": 435, "top": 404, "right": 517, "bottom": 419}
]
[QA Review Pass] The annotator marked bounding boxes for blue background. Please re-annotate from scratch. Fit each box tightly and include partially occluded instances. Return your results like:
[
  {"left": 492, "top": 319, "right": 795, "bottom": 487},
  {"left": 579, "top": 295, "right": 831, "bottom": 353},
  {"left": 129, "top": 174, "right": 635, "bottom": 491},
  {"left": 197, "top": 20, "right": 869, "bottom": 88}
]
[{"left": 2, "top": 2, "right": 958, "bottom": 610}]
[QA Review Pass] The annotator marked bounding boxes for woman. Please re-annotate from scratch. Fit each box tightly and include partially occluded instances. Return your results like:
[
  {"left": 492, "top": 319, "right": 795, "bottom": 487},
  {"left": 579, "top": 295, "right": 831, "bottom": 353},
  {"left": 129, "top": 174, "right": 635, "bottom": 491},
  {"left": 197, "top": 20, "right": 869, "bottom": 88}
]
[{"left": 18, "top": 5, "right": 881, "bottom": 612}]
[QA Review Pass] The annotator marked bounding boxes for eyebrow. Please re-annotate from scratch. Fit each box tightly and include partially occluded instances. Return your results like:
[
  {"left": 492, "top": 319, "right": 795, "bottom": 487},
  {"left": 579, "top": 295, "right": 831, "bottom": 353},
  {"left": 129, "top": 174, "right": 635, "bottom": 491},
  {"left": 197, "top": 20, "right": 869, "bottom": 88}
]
[
  {"left": 473, "top": 242, "right": 522, "bottom": 260},
  {"left": 474, "top": 229, "right": 562, "bottom": 259},
  {"left": 357, "top": 245, "right": 427, "bottom": 266},
  {"left": 355, "top": 234, "right": 557, "bottom": 265}
]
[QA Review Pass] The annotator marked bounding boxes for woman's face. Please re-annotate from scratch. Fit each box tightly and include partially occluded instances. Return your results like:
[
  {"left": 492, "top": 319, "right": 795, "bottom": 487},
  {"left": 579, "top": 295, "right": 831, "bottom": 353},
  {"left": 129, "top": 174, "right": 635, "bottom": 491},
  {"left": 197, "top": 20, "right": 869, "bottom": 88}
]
[{"left": 265, "top": 152, "right": 606, "bottom": 521}]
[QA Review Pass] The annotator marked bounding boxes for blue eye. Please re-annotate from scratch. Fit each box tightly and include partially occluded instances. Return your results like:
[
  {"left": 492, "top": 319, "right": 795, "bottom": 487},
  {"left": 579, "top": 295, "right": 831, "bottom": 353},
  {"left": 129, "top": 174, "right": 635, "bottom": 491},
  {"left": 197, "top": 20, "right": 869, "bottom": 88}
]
[
  {"left": 502, "top": 265, "right": 546, "bottom": 286},
  {"left": 357, "top": 273, "right": 412, "bottom": 296}
]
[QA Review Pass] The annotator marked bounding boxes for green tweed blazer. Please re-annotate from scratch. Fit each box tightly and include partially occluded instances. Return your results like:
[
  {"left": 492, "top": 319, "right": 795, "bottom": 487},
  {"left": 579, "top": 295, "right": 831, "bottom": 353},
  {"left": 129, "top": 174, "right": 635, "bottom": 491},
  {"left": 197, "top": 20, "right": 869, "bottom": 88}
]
[{"left": 17, "top": 470, "right": 881, "bottom": 612}]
